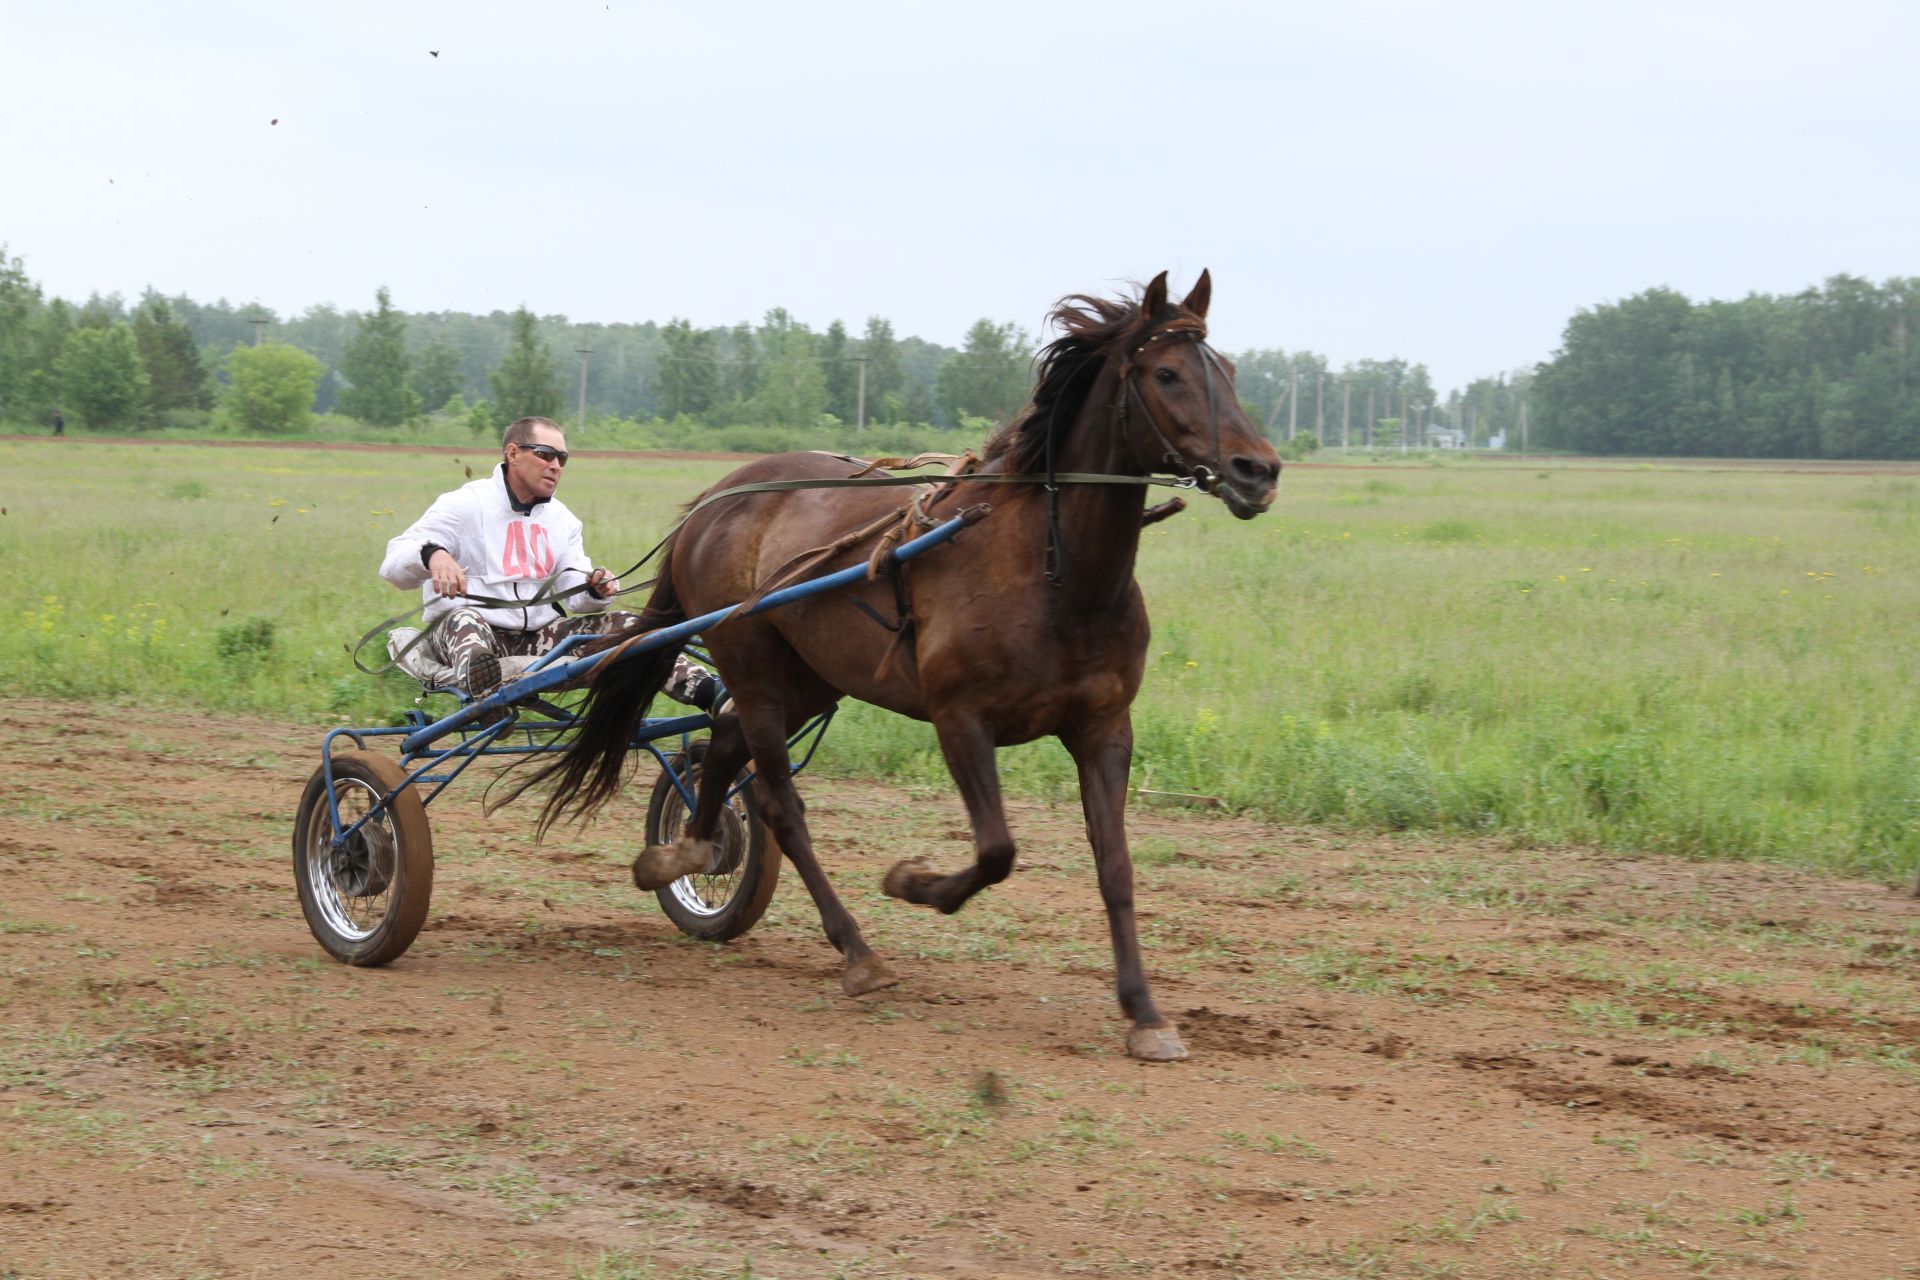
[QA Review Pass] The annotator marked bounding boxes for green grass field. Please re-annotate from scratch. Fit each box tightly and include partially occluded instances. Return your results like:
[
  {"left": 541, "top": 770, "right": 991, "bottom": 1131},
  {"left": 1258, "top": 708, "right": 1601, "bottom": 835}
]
[{"left": 4, "top": 438, "right": 1917, "bottom": 881}]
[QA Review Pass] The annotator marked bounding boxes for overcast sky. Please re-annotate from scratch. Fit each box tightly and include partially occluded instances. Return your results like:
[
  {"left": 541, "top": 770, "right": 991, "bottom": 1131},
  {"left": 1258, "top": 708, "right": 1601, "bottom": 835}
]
[{"left": 4, "top": 1, "right": 1915, "bottom": 390}]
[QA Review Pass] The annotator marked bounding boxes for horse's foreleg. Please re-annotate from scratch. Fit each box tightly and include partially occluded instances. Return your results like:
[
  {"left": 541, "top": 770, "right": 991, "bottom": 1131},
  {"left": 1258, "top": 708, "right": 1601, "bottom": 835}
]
[
  {"left": 1066, "top": 718, "right": 1187, "bottom": 1062},
  {"left": 630, "top": 715, "right": 751, "bottom": 890},
  {"left": 881, "top": 715, "right": 1014, "bottom": 915},
  {"left": 735, "top": 702, "right": 897, "bottom": 997}
]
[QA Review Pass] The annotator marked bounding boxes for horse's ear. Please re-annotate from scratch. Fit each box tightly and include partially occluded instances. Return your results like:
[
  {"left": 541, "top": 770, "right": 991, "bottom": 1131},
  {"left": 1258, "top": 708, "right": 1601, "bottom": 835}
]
[
  {"left": 1142, "top": 271, "right": 1169, "bottom": 317},
  {"left": 1182, "top": 269, "right": 1212, "bottom": 320}
]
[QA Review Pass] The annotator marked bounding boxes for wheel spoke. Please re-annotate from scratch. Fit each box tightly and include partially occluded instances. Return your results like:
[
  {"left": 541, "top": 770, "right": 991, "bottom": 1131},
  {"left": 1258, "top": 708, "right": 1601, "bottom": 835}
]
[
  {"left": 665, "top": 796, "right": 748, "bottom": 916},
  {"left": 304, "top": 779, "right": 396, "bottom": 943},
  {"left": 650, "top": 750, "right": 767, "bottom": 933},
  {"left": 295, "top": 751, "right": 433, "bottom": 967}
]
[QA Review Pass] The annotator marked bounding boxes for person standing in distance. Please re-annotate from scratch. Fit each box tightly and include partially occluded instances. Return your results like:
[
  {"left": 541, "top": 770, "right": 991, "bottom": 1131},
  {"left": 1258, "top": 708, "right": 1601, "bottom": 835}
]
[{"left": 380, "top": 416, "right": 717, "bottom": 714}]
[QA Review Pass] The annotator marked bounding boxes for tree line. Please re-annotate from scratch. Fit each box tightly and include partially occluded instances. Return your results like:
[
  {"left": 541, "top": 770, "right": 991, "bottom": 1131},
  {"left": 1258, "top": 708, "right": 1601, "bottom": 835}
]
[
  {"left": 0, "top": 247, "right": 1044, "bottom": 436},
  {"left": 0, "top": 252, "right": 1465, "bottom": 454},
  {"left": 1533, "top": 275, "right": 1920, "bottom": 458},
  {"left": 13, "top": 240, "right": 1734, "bottom": 456}
]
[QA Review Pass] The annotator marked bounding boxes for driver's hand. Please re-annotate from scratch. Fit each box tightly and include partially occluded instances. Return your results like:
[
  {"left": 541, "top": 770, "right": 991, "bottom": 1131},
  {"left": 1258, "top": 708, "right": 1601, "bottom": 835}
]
[
  {"left": 588, "top": 567, "right": 617, "bottom": 599},
  {"left": 428, "top": 549, "right": 468, "bottom": 598}
]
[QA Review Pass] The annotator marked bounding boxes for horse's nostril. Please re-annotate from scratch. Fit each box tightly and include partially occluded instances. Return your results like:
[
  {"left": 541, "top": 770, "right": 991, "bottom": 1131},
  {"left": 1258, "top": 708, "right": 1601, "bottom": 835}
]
[{"left": 1229, "top": 455, "right": 1277, "bottom": 485}]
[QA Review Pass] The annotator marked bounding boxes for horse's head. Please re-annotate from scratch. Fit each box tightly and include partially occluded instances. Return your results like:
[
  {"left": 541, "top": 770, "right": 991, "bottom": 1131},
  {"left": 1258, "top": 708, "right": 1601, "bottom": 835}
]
[{"left": 1120, "top": 271, "right": 1280, "bottom": 520}]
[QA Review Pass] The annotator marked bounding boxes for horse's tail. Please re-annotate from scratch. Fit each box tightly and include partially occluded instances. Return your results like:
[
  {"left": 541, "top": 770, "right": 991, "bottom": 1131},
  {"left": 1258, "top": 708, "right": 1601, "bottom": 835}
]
[{"left": 502, "top": 557, "right": 691, "bottom": 837}]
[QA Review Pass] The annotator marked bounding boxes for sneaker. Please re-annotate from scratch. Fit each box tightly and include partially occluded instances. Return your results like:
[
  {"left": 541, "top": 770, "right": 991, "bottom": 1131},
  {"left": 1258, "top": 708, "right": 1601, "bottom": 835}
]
[
  {"left": 683, "top": 672, "right": 722, "bottom": 712},
  {"left": 463, "top": 652, "right": 509, "bottom": 727}
]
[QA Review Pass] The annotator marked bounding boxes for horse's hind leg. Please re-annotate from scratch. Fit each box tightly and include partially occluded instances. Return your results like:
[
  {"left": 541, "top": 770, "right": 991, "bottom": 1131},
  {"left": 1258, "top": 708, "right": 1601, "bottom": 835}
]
[
  {"left": 733, "top": 698, "right": 898, "bottom": 997},
  {"left": 631, "top": 714, "right": 753, "bottom": 890},
  {"left": 882, "top": 714, "right": 1015, "bottom": 914}
]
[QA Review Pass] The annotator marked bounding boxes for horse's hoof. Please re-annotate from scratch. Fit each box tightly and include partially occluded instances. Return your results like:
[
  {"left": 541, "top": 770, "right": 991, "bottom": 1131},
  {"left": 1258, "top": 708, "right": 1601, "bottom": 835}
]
[
  {"left": 842, "top": 954, "right": 899, "bottom": 996},
  {"left": 1126, "top": 1025, "right": 1189, "bottom": 1062},
  {"left": 882, "top": 857, "right": 936, "bottom": 902},
  {"left": 632, "top": 837, "right": 712, "bottom": 891}
]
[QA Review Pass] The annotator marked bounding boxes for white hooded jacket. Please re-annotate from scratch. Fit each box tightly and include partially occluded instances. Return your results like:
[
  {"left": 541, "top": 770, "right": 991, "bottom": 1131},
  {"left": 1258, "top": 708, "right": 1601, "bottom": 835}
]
[{"left": 380, "top": 464, "right": 613, "bottom": 631}]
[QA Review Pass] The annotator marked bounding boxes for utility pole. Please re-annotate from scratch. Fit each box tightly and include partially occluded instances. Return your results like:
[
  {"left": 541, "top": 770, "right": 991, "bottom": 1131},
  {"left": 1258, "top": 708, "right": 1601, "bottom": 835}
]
[
  {"left": 1314, "top": 370, "right": 1324, "bottom": 441},
  {"left": 1365, "top": 387, "right": 1376, "bottom": 450},
  {"left": 1341, "top": 375, "right": 1351, "bottom": 450},
  {"left": 1519, "top": 398, "right": 1529, "bottom": 454},
  {"left": 1287, "top": 372, "right": 1299, "bottom": 441},
  {"left": 1264, "top": 379, "right": 1290, "bottom": 440},
  {"left": 249, "top": 314, "right": 268, "bottom": 346},
  {"left": 855, "top": 356, "right": 868, "bottom": 431},
  {"left": 575, "top": 347, "right": 592, "bottom": 432}
]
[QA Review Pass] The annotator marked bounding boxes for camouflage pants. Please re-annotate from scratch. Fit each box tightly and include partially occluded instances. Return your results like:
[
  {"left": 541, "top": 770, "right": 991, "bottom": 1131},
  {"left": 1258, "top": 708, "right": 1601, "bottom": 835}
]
[{"left": 428, "top": 608, "right": 715, "bottom": 706}]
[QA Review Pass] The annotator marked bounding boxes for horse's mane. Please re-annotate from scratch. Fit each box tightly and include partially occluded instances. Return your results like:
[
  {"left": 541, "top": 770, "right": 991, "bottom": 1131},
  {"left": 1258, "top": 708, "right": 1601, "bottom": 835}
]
[{"left": 977, "top": 284, "right": 1205, "bottom": 474}]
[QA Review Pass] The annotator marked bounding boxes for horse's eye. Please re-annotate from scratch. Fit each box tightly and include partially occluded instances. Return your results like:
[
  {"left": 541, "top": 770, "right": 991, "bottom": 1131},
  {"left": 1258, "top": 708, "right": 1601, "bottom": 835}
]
[{"left": 1153, "top": 367, "right": 1178, "bottom": 384}]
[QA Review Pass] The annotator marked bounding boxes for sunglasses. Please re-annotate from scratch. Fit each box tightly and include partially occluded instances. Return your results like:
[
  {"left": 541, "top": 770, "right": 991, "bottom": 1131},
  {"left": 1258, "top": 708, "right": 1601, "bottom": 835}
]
[{"left": 519, "top": 444, "right": 569, "bottom": 466}]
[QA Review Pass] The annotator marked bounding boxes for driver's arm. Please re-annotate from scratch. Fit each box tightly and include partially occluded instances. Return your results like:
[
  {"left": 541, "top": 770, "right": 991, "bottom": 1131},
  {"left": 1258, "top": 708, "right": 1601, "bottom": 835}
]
[{"left": 380, "top": 493, "right": 467, "bottom": 592}]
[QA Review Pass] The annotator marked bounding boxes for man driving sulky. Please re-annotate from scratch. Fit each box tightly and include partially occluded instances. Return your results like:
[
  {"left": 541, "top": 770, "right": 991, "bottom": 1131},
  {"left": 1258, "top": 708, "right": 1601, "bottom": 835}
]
[{"left": 380, "top": 416, "right": 717, "bottom": 718}]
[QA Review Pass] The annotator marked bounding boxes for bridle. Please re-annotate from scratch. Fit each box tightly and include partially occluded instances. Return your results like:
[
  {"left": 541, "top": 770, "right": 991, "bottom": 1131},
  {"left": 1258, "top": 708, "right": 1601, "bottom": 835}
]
[
  {"left": 1040, "top": 318, "right": 1230, "bottom": 585},
  {"left": 1118, "top": 322, "right": 1231, "bottom": 494}
]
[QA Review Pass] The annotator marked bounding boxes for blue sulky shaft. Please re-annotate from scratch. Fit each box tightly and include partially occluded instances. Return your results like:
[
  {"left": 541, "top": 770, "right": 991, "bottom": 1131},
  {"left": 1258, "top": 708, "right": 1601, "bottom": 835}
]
[{"left": 400, "top": 510, "right": 978, "bottom": 757}]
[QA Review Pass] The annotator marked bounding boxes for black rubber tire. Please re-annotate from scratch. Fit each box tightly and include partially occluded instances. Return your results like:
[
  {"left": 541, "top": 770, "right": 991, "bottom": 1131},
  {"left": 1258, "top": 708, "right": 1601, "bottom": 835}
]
[
  {"left": 645, "top": 741, "right": 778, "bottom": 941},
  {"left": 293, "top": 750, "right": 434, "bottom": 966}
]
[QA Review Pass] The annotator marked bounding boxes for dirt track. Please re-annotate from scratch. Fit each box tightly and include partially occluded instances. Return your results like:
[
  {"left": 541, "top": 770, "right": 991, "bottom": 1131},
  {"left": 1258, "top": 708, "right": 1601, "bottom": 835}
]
[{"left": 3, "top": 699, "right": 1919, "bottom": 1279}]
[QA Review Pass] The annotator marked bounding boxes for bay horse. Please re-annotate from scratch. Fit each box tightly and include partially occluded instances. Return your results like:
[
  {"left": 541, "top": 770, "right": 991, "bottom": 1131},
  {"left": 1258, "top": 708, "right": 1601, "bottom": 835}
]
[{"left": 531, "top": 271, "right": 1279, "bottom": 1060}]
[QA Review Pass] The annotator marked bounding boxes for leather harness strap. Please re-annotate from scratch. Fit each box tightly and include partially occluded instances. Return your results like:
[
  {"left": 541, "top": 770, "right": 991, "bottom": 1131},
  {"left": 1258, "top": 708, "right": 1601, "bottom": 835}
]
[{"left": 352, "top": 323, "right": 1231, "bottom": 675}]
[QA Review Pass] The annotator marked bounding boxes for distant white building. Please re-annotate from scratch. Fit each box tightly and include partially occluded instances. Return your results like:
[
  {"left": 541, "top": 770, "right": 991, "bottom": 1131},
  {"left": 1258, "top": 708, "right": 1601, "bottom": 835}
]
[{"left": 1426, "top": 427, "right": 1466, "bottom": 449}]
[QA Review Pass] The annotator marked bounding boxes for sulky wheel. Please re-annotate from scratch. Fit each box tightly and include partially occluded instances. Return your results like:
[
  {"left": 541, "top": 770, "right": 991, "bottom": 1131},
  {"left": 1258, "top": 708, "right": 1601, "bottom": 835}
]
[
  {"left": 293, "top": 750, "right": 434, "bottom": 966},
  {"left": 645, "top": 740, "right": 778, "bottom": 941}
]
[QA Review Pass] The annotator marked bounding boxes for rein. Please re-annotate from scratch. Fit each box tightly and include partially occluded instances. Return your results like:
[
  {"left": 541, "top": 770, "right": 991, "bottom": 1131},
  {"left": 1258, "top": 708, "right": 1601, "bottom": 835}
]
[
  {"left": 353, "top": 316, "right": 1240, "bottom": 670},
  {"left": 349, "top": 463, "right": 1202, "bottom": 676}
]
